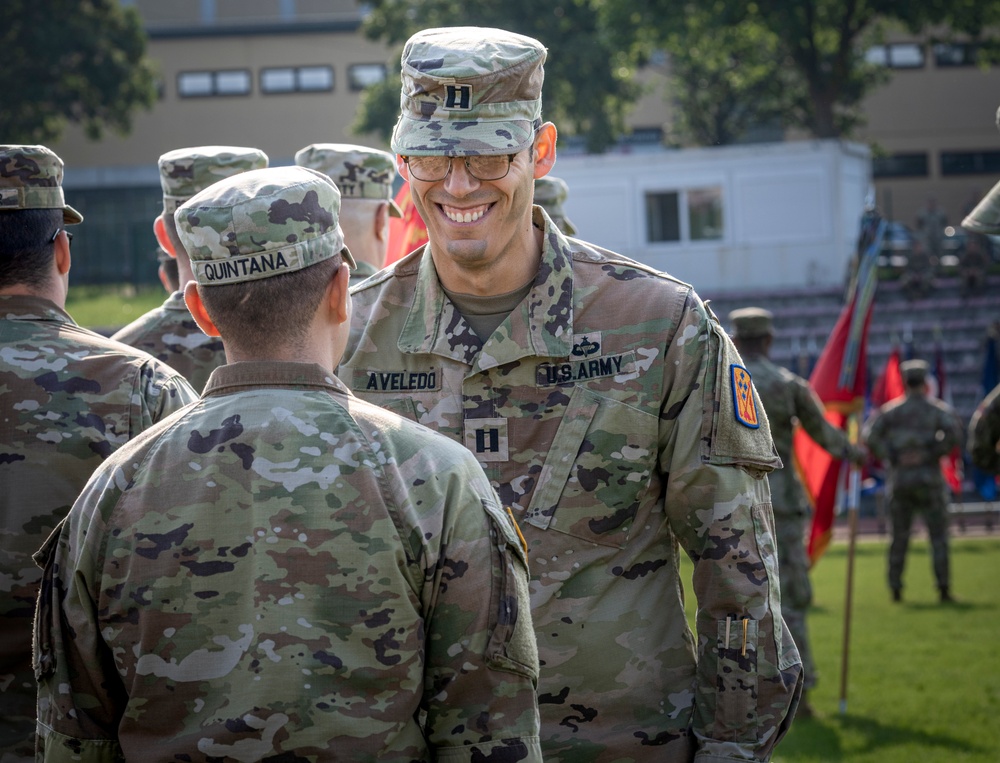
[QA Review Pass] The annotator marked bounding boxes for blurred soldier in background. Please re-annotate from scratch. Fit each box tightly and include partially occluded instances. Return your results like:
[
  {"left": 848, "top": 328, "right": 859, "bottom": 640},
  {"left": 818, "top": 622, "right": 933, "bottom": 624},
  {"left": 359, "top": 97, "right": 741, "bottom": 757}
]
[
  {"left": 730, "top": 307, "right": 865, "bottom": 718},
  {"left": 0, "top": 144, "right": 196, "bottom": 761},
  {"left": 341, "top": 26, "right": 801, "bottom": 762},
  {"left": 863, "top": 360, "right": 964, "bottom": 603},
  {"left": 34, "top": 166, "right": 542, "bottom": 762},
  {"left": 533, "top": 175, "right": 577, "bottom": 236},
  {"left": 969, "top": 382, "right": 1000, "bottom": 474},
  {"left": 295, "top": 143, "right": 401, "bottom": 287},
  {"left": 915, "top": 196, "right": 947, "bottom": 262},
  {"left": 112, "top": 146, "right": 268, "bottom": 391}
]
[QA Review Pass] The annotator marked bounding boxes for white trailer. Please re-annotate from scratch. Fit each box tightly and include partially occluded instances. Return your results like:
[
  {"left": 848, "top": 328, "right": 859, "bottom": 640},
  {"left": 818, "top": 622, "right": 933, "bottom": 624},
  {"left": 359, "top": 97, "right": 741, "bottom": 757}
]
[{"left": 552, "top": 139, "right": 872, "bottom": 294}]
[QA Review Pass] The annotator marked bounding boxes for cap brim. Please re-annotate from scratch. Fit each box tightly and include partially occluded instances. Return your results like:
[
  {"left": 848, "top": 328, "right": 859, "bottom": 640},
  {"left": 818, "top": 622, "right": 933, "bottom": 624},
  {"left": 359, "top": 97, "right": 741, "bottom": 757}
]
[
  {"left": 341, "top": 245, "right": 357, "bottom": 272},
  {"left": 63, "top": 205, "right": 83, "bottom": 225},
  {"left": 962, "top": 179, "right": 1000, "bottom": 234},
  {"left": 388, "top": 199, "right": 403, "bottom": 218},
  {"left": 392, "top": 115, "right": 534, "bottom": 156}
]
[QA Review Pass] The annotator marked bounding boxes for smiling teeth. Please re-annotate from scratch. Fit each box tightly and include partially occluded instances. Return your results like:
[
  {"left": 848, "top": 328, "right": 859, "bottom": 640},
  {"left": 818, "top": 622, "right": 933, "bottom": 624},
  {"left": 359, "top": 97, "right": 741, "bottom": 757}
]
[{"left": 445, "top": 207, "right": 486, "bottom": 223}]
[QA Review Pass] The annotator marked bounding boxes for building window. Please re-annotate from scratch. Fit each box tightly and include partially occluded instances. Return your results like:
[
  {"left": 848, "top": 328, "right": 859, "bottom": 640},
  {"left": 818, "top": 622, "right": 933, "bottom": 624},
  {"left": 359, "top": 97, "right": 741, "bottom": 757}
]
[
  {"left": 933, "top": 42, "right": 978, "bottom": 67},
  {"left": 348, "top": 63, "right": 387, "bottom": 91},
  {"left": 864, "top": 43, "right": 925, "bottom": 69},
  {"left": 261, "top": 65, "right": 334, "bottom": 94},
  {"left": 873, "top": 153, "right": 929, "bottom": 178},
  {"left": 940, "top": 150, "right": 1000, "bottom": 176},
  {"left": 177, "top": 69, "right": 251, "bottom": 97},
  {"left": 645, "top": 186, "right": 724, "bottom": 243}
]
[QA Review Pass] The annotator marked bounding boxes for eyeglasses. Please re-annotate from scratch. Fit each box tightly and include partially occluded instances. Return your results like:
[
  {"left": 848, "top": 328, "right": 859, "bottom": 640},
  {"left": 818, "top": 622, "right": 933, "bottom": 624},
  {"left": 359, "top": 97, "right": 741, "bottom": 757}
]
[
  {"left": 401, "top": 154, "right": 518, "bottom": 182},
  {"left": 50, "top": 229, "right": 74, "bottom": 249}
]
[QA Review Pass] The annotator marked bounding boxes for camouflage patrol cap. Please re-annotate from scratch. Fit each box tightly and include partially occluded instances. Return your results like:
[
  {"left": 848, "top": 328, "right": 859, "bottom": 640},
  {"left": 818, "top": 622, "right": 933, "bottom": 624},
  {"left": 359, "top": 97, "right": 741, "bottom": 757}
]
[
  {"left": 158, "top": 146, "right": 269, "bottom": 215},
  {"left": 175, "top": 166, "right": 356, "bottom": 287},
  {"left": 728, "top": 307, "right": 774, "bottom": 339},
  {"left": 900, "top": 359, "right": 930, "bottom": 386},
  {"left": 0, "top": 145, "right": 83, "bottom": 223},
  {"left": 391, "top": 26, "right": 546, "bottom": 157},
  {"left": 533, "top": 176, "right": 577, "bottom": 235},
  {"left": 294, "top": 143, "right": 402, "bottom": 217}
]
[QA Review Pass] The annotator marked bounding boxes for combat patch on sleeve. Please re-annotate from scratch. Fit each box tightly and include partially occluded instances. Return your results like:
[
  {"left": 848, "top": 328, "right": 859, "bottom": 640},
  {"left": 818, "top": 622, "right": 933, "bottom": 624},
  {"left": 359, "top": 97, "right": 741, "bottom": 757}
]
[{"left": 730, "top": 364, "right": 760, "bottom": 428}]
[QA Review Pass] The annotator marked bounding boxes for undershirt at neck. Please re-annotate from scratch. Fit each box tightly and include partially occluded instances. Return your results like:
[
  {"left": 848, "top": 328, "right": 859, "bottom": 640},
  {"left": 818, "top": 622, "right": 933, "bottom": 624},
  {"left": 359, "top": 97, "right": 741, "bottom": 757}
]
[{"left": 442, "top": 278, "right": 534, "bottom": 342}]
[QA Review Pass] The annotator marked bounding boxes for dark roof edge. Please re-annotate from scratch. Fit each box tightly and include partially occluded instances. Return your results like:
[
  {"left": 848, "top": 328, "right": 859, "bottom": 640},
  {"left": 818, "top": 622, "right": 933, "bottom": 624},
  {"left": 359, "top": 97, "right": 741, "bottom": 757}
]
[{"left": 147, "top": 19, "right": 363, "bottom": 40}]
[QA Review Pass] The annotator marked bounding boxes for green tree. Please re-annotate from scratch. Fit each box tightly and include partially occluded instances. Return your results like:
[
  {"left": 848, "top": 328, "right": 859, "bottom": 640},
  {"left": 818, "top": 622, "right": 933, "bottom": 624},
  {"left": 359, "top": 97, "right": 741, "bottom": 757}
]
[
  {"left": 354, "top": 0, "right": 643, "bottom": 153},
  {"left": 0, "top": 0, "right": 158, "bottom": 144},
  {"left": 604, "top": 0, "right": 1000, "bottom": 142}
]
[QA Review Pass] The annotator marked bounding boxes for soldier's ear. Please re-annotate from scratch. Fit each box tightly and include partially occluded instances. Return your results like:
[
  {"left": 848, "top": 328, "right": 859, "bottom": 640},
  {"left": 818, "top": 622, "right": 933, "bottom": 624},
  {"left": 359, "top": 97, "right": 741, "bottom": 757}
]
[
  {"left": 533, "top": 122, "right": 557, "bottom": 180},
  {"left": 154, "top": 215, "right": 177, "bottom": 259},
  {"left": 396, "top": 155, "right": 409, "bottom": 181},
  {"left": 184, "top": 282, "right": 221, "bottom": 337},
  {"left": 328, "top": 258, "right": 351, "bottom": 325}
]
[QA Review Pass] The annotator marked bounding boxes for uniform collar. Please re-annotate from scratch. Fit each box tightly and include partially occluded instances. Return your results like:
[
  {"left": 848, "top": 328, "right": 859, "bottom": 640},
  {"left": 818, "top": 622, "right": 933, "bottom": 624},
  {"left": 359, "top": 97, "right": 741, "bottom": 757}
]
[
  {"left": 163, "top": 291, "right": 189, "bottom": 310},
  {"left": 397, "top": 206, "right": 575, "bottom": 369},
  {"left": 0, "top": 294, "right": 76, "bottom": 325},
  {"left": 204, "top": 360, "right": 351, "bottom": 397}
]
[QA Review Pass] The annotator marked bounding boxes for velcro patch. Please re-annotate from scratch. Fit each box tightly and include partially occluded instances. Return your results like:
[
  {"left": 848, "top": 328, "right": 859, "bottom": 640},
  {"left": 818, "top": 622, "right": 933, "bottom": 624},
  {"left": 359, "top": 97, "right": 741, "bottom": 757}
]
[
  {"left": 536, "top": 352, "right": 635, "bottom": 387},
  {"left": 357, "top": 368, "right": 442, "bottom": 393},
  {"left": 464, "top": 417, "right": 509, "bottom": 462},
  {"left": 731, "top": 364, "right": 760, "bottom": 428}
]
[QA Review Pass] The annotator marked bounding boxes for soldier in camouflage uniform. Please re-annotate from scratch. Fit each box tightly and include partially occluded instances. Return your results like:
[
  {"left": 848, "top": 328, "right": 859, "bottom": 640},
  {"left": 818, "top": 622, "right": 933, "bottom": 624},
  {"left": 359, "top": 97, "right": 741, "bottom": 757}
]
[
  {"left": 112, "top": 146, "right": 268, "bottom": 391},
  {"left": 533, "top": 175, "right": 577, "bottom": 235},
  {"left": 969, "top": 382, "right": 1000, "bottom": 474},
  {"left": 0, "top": 144, "right": 196, "bottom": 761},
  {"left": 35, "top": 165, "right": 542, "bottom": 762},
  {"left": 295, "top": 143, "right": 402, "bottom": 287},
  {"left": 339, "top": 27, "right": 802, "bottom": 762},
  {"left": 729, "top": 308, "right": 865, "bottom": 718},
  {"left": 863, "top": 360, "right": 964, "bottom": 603}
]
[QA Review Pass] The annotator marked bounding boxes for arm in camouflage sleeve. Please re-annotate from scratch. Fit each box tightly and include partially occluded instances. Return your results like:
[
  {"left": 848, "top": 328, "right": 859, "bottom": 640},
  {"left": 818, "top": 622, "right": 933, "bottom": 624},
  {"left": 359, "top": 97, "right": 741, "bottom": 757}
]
[
  {"left": 661, "top": 296, "right": 801, "bottom": 763},
  {"left": 792, "top": 377, "right": 857, "bottom": 461},
  {"left": 134, "top": 359, "right": 198, "bottom": 434},
  {"left": 969, "top": 384, "right": 1000, "bottom": 474},
  {"left": 35, "top": 462, "right": 130, "bottom": 763},
  {"left": 419, "top": 454, "right": 543, "bottom": 762},
  {"left": 862, "top": 412, "right": 888, "bottom": 464}
]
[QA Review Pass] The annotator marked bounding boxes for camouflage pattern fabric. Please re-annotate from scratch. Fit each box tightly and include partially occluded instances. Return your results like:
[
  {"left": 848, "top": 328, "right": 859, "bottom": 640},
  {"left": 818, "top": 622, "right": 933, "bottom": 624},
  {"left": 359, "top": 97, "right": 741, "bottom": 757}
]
[
  {"left": 294, "top": 143, "right": 402, "bottom": 217},
  {"left": 340, "top": 207, "right": 802, "bottom": 762},
  {"left": 969, "top": 382, "right": 1000, "bottom": 474},
  {"left": 175, "top": 166, "right": 356, "bottom": 286},
  {"left": 863, "top": 392, "right": 964, "bottom": 594},
  {"left": 0, "top": 295, "right": 196, "bottom": 761},
  {"left": 392, "top": 27, "right": 545, "bottom": 157},
  {"left": 348, "top": 258, "right": 380, "bottom": 288},
  {"left": 111, "top": 291, "right": 226, "bottom": 393},
  {"left": 741, "top": 352, "right": 856, "bottom": 692},
  {"left": 533, "top": 176, "right": 577, "bottom": 235},
  {"left": 159, "top": 146, "right": 268, "bottom": 215},
  {"left": 34, "top": 361, "right": 542, "bottom": 762},
  {"left": 0, "top": 144, "right": 82, "bottom": 223}
]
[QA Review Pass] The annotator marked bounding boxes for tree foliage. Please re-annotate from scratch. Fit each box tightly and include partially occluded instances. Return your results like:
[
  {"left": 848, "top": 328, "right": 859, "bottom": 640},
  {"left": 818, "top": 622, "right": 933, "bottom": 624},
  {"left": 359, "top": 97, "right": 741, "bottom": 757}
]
[
  {"left": 604, "top": 0, "right": 1000, "bottom": 144},
  {"left": 0, "top": 0, "right": 158, "bottom": 144},
  {"left": 354, "top": 0, "right": 643, "bottom": 153}
]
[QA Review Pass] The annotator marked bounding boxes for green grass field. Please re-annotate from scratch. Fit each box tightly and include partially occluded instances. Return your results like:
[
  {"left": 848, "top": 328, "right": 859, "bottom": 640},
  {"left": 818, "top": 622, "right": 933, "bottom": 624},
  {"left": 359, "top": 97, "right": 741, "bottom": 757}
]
[
  {"left": 65, "top": 283, "right": 166, "bottom": 332},
  {"left": 732, "top": 535, "right": 1000, "bottom": 762}
]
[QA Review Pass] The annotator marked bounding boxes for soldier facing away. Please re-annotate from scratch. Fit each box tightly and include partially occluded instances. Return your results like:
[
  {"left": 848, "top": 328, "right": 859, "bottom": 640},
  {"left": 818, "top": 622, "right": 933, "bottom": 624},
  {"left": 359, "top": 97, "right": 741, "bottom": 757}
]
[
  {"left": 0, "top": 145, "right": 196, "bottom": 761},
  {"left": 863, "top": 359, "right": 964, "bottom": 603},
  {"left": 295, "top": 142, "right": 402, "bottom": 287},
  {"left": 339, "top": 26, "right": 802, "bottom": 762},
  {"left": 34, "top": 165, "right": 542, "bottom": 762},
  {"left": 112, "top": 146, "right": 268, "bottom": 392},
  {"left": 532, "top": 175, "right": 577, "bottom": 236},
  {"left": 729, "top": 307, "right": 865, "bottom": 719}
]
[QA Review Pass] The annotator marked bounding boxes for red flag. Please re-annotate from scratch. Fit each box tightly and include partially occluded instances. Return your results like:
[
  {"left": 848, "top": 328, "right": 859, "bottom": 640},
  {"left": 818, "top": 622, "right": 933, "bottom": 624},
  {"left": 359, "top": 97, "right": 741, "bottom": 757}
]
[
  {"left": 934, "top": 343, "right": 963, "bottom": 495},
  {"left": 794, "top": 212, "right": 884, "bottom": 566},
  {"left": 871, "top": 346, "right": 904, "bottom": 409},
  {"left": 385, "top": 182, "right": 428, "bottom": 266},
  {"left": 794, "top": 302, "right": 873, "bottom": 565}
]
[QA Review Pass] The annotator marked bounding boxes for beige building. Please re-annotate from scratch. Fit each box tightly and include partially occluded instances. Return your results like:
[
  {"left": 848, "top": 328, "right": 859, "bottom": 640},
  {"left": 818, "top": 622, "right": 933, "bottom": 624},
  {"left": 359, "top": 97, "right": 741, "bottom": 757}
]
[{"left": 49, "top": 3, "right": 1000, "bottom": 283}]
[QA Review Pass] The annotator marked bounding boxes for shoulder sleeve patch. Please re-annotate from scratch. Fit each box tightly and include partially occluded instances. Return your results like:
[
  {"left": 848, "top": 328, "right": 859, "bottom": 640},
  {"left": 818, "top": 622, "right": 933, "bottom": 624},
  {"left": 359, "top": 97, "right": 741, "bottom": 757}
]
[{"left": 730, "top": 364, "right": 760, "bottom": 428}]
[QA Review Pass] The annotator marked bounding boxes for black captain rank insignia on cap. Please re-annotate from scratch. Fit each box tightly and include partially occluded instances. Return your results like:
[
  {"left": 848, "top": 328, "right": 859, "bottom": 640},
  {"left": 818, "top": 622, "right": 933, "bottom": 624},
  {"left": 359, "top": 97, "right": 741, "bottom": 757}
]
[
  {"left": 731, "top": 364, "right": 760, "bottom": 428},
  {"left": 444, "top": 84, "right": 473, "bottom": 110}
]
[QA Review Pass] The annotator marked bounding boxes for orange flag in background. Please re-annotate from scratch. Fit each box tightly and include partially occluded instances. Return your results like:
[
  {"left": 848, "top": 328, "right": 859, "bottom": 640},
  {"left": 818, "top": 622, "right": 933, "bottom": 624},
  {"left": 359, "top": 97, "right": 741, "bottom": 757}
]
[{"left": 385, "top": 182, "right": 428, "bottom": 266}]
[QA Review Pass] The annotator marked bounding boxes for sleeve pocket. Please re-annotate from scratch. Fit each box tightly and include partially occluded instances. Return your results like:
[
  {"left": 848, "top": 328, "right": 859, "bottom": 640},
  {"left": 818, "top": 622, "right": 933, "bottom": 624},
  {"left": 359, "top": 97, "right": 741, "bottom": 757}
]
[
  {"left": 482, "top": 501, "right": 539, "bottom": 682},
  {"left": 714, "top": 616, "right": 759, "bottom": 742},
  {"left": 32, "top": 523, "right": 62, "bottom": 682}
]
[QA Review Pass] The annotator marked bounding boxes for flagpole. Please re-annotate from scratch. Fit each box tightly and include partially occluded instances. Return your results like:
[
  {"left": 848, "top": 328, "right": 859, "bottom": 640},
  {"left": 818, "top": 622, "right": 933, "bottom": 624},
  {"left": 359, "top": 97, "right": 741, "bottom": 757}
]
[{"left": 838, "top": 414, "right": 861, "bottom": 714}]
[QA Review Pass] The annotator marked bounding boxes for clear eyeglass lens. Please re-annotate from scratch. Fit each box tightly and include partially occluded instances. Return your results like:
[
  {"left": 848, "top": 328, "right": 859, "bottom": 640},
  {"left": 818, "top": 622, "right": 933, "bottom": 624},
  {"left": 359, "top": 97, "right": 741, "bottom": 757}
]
[{"left": 407, "top": 155, "right": 511, "bottom": 181}]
